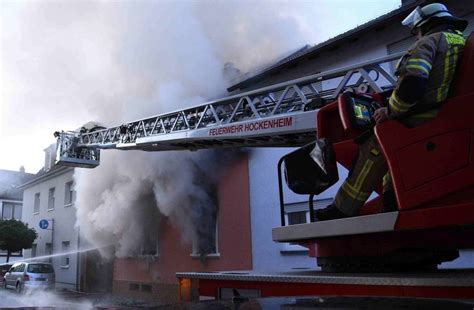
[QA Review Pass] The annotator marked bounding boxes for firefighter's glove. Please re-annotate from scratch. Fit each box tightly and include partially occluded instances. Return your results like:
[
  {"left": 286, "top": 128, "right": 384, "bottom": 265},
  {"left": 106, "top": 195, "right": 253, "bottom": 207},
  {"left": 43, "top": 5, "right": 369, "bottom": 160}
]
[{"left": 374, "top": 107, "right": 390, "bottom": 124}]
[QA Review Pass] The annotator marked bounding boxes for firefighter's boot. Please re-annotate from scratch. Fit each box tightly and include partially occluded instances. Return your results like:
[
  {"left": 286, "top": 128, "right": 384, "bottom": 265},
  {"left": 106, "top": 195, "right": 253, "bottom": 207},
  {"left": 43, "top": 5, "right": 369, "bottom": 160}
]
[{"left": 315, "top": 204, "right": 349, "bottom": 221}]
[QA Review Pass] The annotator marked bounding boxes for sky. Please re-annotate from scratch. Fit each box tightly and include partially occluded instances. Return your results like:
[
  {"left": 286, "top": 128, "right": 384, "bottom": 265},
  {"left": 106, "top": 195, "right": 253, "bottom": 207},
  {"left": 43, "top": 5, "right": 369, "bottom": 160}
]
[{"left": 0, "top": 0, "right": 401, "bottom": 173}]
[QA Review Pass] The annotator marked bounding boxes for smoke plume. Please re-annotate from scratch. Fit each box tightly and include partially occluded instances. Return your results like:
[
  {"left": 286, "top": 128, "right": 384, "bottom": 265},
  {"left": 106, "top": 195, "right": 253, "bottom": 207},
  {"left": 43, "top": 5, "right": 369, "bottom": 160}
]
[{"left": 61, "top": 1, "right": 313, "bottom": 257}]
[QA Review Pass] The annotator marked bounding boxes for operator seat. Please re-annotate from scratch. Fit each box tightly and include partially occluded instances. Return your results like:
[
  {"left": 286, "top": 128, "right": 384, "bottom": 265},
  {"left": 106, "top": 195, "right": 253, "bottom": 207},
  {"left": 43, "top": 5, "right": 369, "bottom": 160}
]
[{"left": 375, "top": 32, "right": 474, "bottom": 211}]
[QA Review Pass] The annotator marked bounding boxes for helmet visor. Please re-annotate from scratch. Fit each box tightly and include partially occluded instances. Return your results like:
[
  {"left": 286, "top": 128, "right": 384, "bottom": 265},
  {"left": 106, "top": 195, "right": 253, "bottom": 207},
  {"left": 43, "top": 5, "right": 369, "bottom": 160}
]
[{"left": 402, "top": 6, "right": 423, "bottom": 28}]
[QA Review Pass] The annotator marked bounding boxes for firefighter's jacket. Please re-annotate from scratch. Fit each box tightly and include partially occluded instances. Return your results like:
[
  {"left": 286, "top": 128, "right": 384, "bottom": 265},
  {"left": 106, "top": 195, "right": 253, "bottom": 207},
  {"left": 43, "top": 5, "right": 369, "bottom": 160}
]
[{"left": 388, "top": 29, "right": 466, "bottom": 120}]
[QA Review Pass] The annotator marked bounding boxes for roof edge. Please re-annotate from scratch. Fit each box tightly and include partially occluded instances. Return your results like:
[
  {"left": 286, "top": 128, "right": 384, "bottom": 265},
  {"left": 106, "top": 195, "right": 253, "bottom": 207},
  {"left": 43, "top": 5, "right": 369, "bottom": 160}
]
[{"left": 18, "top": 166, "right": 73, "bottom": 189}]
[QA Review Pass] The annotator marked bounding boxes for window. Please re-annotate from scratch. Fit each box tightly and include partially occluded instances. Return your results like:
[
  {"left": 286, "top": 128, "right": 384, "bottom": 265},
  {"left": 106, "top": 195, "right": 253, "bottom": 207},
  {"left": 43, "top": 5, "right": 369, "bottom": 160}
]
[
  {"left": 288, "top": 211, "right": 308, "bottom": 225},
  {"left": 2, "top": 203, "right": 12, "bottom": 220},
  {"left": 11, "top": 264, "right": 24, "bottom": 272},
  {"left": 45, "top": 243, "right": 52, "bottom": 263},
  {"left": 283, "top": 210, "right": 311, "bottom": 252},
  {"left": 139, "top": 241, "right": 159, "bottom": 257},
  {"left": 11, "top": 264, "right": 19, "bottom": 272},
  {"left": 48, "top": 188, "right": 55, "bottom": 211},
  {"left": 129, "top": 283, "right": 139, "bottom": 291},
  {"left": 2, "top": 203, "right": 22, "bottom": 220},
  {"left": 282, "top": 199, "right": 333, "bottom": 252},
  {"left": 18, "top": 264, "right": 25, "bottom": 272},
  {"left": 141, "top": 284, "right": 152, "bottom": 293},
  {"left": 61, "top": 241, "right": 70, "bottom": 267},
  {"left": 192, "top": 222, "right": 219, "bottom": 258},
  {"left": 0, "top": 249, "right": 21, "bottom": 257},
  {"left": 13, "top": 204, "right": 21, "bottom": 220},
  {"left": 64, "top": 181, "right": 74, "bottom": 206},
  {"left": 34, "top": 193, "right": 40, "bottom": 214},
  {"left": 27, "top": 263, "right": 54, "bottom": 273},
  {"left": 31, "top": 244, "right": 37, "bottom": 258}
]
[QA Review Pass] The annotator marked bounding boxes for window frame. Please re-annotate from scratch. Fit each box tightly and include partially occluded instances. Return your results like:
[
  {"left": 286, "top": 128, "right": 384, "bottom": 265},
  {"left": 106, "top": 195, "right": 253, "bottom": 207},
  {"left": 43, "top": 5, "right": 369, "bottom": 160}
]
[
  {"left": 137, "top": 240, "right": 159, "bottom": 258},
  {"left": 61, "top": 241, "right": 70, "bottom": 268},
  {"left": 47, "top": 187, "right": 55, "bottom": 211},
  {"left": 2, "top": 202, "right": 13, "bottom": 220},
  {"left": 44, "top": 242, "right": 52, "bottom": 263},
  {"left": 34, "top": 193, "right": 41, "bottom": 214},
  {"left": 31, "top": 244, "right": 37, "bottom": 258},
  {"left": 0, "top": 249, "right": 22, "bottom": 257},
  {"left": 191, "top": 222, "right": 220, "bottom": 258},
  {"left": 281, "top": 199, "right": 333, "bottom": 253},
  {"left": 1, "top": 201, "right": 22, "bottom": 221},
  {"left": 281, "top": 211, "right": 311, "bottom": 252},
  {"left": 64, "top": 181, "right": 74, "bottom": 207}
]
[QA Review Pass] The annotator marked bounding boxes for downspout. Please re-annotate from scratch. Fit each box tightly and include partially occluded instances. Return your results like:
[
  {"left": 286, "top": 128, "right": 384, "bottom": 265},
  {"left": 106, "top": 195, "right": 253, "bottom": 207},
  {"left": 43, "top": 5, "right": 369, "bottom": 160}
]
[{"left": 76, "top": 226, "right": 81, "bottom": 291}]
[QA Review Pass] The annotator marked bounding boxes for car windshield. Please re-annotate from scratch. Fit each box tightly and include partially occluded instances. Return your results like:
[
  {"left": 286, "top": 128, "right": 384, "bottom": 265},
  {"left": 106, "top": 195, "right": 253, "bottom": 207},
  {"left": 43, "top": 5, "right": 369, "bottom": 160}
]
[{"left": 27, "top": 264, "right": 54, "bottom": 273}]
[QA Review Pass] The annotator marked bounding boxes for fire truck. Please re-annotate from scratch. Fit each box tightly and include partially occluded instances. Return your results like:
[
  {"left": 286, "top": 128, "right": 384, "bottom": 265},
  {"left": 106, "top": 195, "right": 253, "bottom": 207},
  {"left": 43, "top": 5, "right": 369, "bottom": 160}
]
[{"left": 54, "top": 33, "right": 474, "bottom": 301}]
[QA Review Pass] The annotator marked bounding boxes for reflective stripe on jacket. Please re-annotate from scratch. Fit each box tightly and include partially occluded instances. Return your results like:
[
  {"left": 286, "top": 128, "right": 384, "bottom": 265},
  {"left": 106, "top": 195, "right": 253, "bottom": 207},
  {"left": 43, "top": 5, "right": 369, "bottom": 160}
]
[{"left": 389, "top": 30, "right": 466, "bottom": 118}]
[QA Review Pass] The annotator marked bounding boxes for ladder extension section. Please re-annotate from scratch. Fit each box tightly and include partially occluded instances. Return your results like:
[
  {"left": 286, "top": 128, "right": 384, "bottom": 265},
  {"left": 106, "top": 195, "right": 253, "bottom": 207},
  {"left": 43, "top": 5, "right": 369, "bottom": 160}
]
[{"left": 55, "top": 53, "right": 402, "bottom": 168}]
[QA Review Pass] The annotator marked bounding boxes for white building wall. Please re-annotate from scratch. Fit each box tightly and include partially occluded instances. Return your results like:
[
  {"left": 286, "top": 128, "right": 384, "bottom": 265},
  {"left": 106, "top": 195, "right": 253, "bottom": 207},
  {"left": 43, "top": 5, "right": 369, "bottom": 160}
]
[
  {"left": 249, "top": 2, "right": 474, "bottom": 272},
  {"left": 22, "top": 168, "right": 83, "bottom": 290}
]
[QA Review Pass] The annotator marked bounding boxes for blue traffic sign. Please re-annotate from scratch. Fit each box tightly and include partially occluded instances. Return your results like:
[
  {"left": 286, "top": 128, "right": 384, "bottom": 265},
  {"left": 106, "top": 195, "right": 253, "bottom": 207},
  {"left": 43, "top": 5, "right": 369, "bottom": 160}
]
[{"left": 39, "top": 219, "right": 49, "bottom": 229}]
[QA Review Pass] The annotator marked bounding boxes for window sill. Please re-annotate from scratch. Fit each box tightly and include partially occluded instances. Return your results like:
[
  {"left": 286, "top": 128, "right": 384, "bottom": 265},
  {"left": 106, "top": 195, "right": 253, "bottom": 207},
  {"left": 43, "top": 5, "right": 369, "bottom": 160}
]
[
  {"left": 137, "top": 254, "right": 159, "bottom": 258},
  {"left": 33, "top": 212, "right": 39, "bottom": 215},
  {"left": 64, "top": 203, "right": 73, "bottom": 208},
  {"left": 47, "top": 208, "right": 55, "bottom": 212},
  {"left": 60, "top": 265, "right": 69, "bottom": 269},
  {"left": 190, "top": 253, "right": 220, "bottom": 259},
  {"left": 280, "top": 248, "right": 309, "bottom": 254},
  {"left": 281, "top": 242, "right": 310, "bottom": 253}
]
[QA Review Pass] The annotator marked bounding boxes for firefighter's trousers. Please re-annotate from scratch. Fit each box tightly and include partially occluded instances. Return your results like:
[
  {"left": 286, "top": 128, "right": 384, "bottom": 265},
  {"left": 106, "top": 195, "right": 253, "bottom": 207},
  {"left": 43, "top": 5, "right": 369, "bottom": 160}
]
[{"left": 334, "top": 135, "right": 388, "bottom": 216}]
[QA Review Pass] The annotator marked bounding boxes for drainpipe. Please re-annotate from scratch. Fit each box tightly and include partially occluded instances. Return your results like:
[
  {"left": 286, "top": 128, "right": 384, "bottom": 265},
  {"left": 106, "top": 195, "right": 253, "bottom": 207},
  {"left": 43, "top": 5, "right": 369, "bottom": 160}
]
[
  {"left": 51, "top": 219, "right": 54, "bottom": 260},
  {"left": 76, "top": 226, "right": 81, "bottom": 291}
]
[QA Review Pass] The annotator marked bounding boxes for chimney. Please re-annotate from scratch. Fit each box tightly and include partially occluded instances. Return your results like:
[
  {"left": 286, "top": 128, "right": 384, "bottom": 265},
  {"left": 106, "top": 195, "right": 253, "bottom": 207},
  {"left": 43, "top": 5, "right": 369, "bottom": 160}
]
[
  {"left": 44, "top": 143, "right": 57, "bottom": 171},
  {"left": 19, "top": 166, "right": 25, "bottom": 173}
]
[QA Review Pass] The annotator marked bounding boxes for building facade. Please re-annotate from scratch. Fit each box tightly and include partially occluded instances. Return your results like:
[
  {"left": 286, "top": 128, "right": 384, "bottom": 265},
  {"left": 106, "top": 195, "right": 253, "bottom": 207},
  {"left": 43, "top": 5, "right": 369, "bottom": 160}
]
[
  {"left": 0, "top": 168, "right": 35, "bottom": 264},
  {"left": 113, "top": 155, "right": 252, "bottom": 301},
  {"left": 20, "top": 145, "right": 111, "bottom": 291}
]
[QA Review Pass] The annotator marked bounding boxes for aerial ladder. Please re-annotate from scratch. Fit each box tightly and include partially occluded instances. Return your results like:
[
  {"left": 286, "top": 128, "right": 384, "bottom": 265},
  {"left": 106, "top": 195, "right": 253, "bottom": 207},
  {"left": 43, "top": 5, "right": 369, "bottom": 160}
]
[
  {"left": 55, "top": 33, "right": 474, "bottom": 301},
  {"left": 54, "top": 52, "right": 400, "bottom": 167}
]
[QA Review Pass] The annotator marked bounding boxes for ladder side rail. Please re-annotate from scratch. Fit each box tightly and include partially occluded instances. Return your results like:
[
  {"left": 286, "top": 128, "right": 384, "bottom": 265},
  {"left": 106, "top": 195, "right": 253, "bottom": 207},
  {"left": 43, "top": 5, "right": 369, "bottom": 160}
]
[{"left": 359, "top": 68, "right": 383, "bottom": 93}]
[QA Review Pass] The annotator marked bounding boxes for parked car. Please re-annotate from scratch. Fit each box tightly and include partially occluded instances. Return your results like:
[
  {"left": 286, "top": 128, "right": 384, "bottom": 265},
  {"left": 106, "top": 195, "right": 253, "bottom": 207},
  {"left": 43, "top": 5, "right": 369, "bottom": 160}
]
[
  {"left": 0, "top": 263, "right": 13, "bottom": 287},
  {"left": 3, "top": 262, "right": 55, "bottom": 292}
]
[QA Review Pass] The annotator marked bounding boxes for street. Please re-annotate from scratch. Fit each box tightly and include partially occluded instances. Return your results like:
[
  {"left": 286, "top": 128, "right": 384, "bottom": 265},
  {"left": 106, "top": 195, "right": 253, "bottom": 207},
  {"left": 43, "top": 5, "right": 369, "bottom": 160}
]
[
  {"left": 0, "top": 288, "right": 94, "bottom": 309},
  {"left": 0, "top": 287, "right": 169, "bottom": 309}
]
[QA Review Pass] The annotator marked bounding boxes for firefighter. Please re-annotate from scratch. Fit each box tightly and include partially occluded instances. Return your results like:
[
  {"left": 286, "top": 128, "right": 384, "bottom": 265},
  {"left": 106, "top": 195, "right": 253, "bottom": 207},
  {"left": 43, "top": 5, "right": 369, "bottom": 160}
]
[{"left": 316, "top": 3, "right": 468, "bottom": 221}]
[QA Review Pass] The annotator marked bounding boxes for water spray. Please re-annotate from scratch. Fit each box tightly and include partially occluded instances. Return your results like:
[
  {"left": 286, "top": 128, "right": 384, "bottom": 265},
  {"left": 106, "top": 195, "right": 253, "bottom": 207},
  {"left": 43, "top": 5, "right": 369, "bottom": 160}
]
[{"left": 21, "top": 244, "right": 112, "bottom": 263}]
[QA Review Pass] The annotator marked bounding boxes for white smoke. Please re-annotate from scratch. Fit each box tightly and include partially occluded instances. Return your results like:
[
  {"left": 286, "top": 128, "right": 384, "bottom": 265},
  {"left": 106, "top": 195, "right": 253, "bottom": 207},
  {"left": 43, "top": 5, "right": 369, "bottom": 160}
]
[
  {"left": 1, "top": 1, "right": 400, "bottom": 257},
  {"left": 63, "top": 1, "right": 314, "bottom": 257}
]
